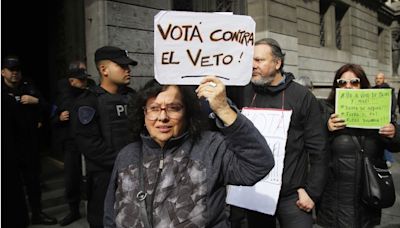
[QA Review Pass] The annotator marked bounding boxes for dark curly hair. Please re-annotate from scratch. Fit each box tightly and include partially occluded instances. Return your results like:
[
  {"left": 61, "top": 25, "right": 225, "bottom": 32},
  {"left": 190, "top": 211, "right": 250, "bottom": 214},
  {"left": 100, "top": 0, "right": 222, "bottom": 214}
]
[
  {"left": 327, "top": 63, "right": 371, "bottom": 105},
  {"left": 128, "top": 79, "right": 207, "bottom": 142}
]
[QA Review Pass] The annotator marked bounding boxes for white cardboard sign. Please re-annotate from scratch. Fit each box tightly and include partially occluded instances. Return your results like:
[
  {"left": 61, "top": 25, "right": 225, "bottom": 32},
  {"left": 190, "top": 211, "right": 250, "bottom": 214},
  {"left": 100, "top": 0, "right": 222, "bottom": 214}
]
[
  {"left": 154, "top": 10, "right": 255, "bottom": 85},
  {"left": 226, "top": 108, "right": 292, "bottom": 215}
]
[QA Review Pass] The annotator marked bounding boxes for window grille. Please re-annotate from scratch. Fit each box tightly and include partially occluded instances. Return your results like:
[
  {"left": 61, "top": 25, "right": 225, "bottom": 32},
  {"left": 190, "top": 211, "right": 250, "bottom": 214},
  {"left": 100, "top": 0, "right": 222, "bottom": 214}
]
[
  {"left": 320, "top": 15, "right": 325, "bottom": 47},
  {"left": 336, "top": 20, "right": 341, "bottom": 49},
  {"left": 216, "top": 0, "right": 233, "bottom": 11},
  {"left": 173, "top": 0, "right": 193, "bottom": 11}
]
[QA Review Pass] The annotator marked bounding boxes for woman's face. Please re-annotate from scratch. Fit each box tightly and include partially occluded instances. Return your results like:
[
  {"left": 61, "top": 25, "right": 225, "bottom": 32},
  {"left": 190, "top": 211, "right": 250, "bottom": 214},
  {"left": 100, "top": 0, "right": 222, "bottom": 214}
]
[
  {"left": 337, "top": 71, "right": 361, "bottom": 89},
  {"left": 144, "top": 86, "right": 186, "bottom": 147}
]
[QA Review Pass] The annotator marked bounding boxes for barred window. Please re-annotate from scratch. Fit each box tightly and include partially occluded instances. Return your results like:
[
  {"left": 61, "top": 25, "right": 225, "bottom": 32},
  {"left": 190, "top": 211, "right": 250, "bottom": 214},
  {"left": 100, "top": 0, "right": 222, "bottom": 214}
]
[
  {"left": 320, "top": 1, "right": 348, "bottom": 50},
  {"left": 173, "top": 0, "right": 193, "bottom": 11},
  {"left": 335, "top": 20, "right": 341, "bottom": 49},
  {"left": 320, "top": 1, "right": 330, "bottom": 47},
  {"left": 216, "top": 0, "right": 233, "bottom": 11},
  {"left": 335, "top": 2, "right": 348, "bottom": 50},
  {"left": 173, "top": 0, "right": 246, "bottom": 14},
  {"left": 377, "top": 27, "right": 385, "bottom": 63}
]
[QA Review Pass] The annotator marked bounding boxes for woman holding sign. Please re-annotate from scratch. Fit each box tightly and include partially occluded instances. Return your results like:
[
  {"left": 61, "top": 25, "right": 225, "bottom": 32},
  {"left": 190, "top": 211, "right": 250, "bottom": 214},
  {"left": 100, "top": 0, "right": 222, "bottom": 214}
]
[
  {"left": 316, "top": 64, "right": 400, "bottom": 228},
  {"left": 103, "top": 76, "right": 274, "bottom": 228}
]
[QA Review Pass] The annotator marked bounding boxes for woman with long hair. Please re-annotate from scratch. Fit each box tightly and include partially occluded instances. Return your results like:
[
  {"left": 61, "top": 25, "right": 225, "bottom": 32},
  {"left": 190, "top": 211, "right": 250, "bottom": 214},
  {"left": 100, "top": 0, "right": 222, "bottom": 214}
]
[{"left": 317, "top": 64, "right": 400, "bottom": 227}]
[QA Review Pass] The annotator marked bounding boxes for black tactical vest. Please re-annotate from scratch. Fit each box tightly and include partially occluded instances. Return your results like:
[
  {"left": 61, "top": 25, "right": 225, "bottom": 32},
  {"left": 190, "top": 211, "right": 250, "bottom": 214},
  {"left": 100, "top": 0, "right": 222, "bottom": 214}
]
[{"left": 94, "top": 87, "right": 132, "bottom": 154}]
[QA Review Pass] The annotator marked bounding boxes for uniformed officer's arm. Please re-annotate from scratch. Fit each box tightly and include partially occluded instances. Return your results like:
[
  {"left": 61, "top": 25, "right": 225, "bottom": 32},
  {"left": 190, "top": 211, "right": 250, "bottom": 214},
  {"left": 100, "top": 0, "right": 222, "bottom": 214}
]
[
  {"left": 50, "top": 108, "right": 69, "bottom": 127},
  {"left": 73, "top": 97, "right": 117, "bottom": 170},
  {"left": 20, "top": 94, "right": 39, "bottom": 104},
  {"left": 23, "top": 81, "right": 51, "bottom": 125}
]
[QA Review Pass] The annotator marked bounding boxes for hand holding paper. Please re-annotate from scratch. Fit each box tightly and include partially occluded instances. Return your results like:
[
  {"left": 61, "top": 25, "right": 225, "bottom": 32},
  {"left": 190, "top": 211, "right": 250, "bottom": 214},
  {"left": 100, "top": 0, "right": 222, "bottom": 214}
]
[
  {"left": 327, "top": 113, "right": 346, "bottom": 132},
  {"left": 379, "top": 123, "right": 396, "bottom": 138},
  {"left": 195, "top": 76, "right": 237, "bottom": 126}
]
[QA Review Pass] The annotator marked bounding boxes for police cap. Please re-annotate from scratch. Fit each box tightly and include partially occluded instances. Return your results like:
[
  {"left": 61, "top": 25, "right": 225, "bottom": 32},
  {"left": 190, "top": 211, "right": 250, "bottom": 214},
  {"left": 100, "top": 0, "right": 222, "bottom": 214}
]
[
  {"left": 2, "top": 56, "right": 21, "bottom": 71},
  {"left": 94, "top": 46, "right": 138, "bottom": 66},
  {"left": 68, "top": 68, "right": 91, "bottom": 80}
]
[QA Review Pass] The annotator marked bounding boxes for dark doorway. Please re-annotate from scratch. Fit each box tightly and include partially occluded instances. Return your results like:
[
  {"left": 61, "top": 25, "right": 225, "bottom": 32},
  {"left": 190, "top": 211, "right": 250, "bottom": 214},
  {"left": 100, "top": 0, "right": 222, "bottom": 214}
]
[
  {"left": 2, "top": 0, "right": 55, "bottom": 161},
  {"left": 2, "top": 0, "right": 51, "bottom": 99},
  {"left": 2, "top": 0, "right": 86, "bottom": 160},
  {"left": 2, "top": 0, "right": 86, "bottom": 103}
]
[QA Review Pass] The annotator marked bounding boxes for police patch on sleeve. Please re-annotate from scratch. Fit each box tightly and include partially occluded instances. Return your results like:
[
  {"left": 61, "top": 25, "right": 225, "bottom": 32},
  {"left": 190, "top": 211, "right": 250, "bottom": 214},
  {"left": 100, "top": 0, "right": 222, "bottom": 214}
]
[{"left": 78, "top": 106, "right": 96, "bottom": 125}]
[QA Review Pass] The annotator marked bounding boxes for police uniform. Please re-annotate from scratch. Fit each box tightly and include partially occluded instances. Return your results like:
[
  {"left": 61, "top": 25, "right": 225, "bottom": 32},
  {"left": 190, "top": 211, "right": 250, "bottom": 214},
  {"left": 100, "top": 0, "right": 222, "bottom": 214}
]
[
  {"left": 1, "top": 56, "right": 57, "bottom": 225},
  {"left": 72, "top": 46, "right": 138, "bottom": 227},
  {"left": 2, "top": 88, "right": 30, "bottom": 228},
  {"left": 52, "top": 68, "right": 92, "bottom": 226}
]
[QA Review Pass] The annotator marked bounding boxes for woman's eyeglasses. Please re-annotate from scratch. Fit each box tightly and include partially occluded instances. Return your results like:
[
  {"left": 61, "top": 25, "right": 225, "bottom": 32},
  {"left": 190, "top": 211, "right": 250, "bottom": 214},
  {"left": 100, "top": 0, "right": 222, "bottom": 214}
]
[
  {"left": 336, "top": 78, "right": 360, "bottom": 88},
  {"left": 143, "top": 103, "right": 184, "bottom": 120}
]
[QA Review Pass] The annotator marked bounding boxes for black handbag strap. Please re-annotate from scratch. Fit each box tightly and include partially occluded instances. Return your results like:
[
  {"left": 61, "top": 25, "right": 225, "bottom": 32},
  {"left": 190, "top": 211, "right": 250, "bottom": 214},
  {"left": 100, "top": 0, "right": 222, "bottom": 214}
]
[
  {"left": 137, "top": 148, "right": 152, "bottom": 228},
  {"left": 351, "top": 135, "right": 365, "bottom": 155}
]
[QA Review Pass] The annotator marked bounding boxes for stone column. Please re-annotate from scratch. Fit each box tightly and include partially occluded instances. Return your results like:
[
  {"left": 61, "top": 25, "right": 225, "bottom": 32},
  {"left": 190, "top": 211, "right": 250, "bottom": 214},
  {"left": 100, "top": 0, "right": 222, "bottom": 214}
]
[{"left": 391, "top": 21, "right": 400, "bottom": 76}]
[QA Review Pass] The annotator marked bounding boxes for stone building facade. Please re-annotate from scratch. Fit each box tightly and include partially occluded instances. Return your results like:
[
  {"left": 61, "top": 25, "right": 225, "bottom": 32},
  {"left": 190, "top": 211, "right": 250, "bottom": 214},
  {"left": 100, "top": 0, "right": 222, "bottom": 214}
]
[{"left": 83, "top": 0, "right": 400, "bottom": 97}]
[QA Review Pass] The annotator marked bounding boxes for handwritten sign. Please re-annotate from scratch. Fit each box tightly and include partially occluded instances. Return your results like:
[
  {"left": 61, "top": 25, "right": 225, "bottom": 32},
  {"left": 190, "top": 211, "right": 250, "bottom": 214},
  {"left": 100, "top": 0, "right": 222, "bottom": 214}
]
[
  {"left": 335, "top": 89, "right": 391, "bottom": 129},
  {"left": 226, "top": 108, "right": 292, "bottom": 215},
  {"left": 154, "top": 11, "right": 255, "bottom": 85}
]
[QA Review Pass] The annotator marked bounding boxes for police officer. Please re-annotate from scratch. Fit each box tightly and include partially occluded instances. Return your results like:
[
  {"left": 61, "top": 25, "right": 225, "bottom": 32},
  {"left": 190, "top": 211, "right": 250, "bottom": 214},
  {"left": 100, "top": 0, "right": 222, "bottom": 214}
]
[
  {"left": 52, "top": 64, "right": 91, "bottom": 226},
  {"left": 73, "top": 46, "right": 137, "bottom": 228},
  {"left": 1, "top": 56, "right": 57, "bottom": 225},
  {"left": 2, "top": 82, "right": 30, "bottom": 228}
]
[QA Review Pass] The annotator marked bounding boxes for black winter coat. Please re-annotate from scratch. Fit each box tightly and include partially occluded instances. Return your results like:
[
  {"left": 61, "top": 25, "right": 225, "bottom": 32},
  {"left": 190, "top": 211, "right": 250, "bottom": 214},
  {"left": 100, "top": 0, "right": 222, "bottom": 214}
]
[
  {"left": 317, "top": 104, "right": 400, "bottom": 228},
  {"left": 104, "top": 114, "right": 274, "bottom": 228},
  {"left": 1, "top": 78, "right": 49, "bottom": 166}
]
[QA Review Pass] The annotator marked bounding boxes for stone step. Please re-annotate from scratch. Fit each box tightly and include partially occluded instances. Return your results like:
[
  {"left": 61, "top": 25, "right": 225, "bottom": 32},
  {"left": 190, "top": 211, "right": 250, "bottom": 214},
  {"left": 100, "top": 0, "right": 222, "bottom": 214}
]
[
  {"left": 42, "top": 176, "right": 65, "bottom": 192},
  {"left": 40, "top": 157, "right": 66, "bottom": 210},
  {"left": 41, "top": 157, "right": 64, "bottom": 179},
  {"left": 29, "top": 203, "right": 89, "bottom": 228},
  {"left": 42, "top": 188, "right": 66, "bottom": 210},
  {"left": 27, "top": 156, "right": 90, "bottom": 227}
]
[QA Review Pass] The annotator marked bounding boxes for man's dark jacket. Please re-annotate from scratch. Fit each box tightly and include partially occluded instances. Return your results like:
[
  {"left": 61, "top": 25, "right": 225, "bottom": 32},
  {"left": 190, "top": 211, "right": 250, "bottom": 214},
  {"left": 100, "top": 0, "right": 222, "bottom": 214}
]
[{"left": 241, "top": 72, "right": 328, "bottom": 202}]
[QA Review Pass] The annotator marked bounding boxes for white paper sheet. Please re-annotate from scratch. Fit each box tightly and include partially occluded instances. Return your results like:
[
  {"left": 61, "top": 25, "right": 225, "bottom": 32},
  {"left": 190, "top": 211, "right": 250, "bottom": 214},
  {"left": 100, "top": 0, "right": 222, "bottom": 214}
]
[
  {"left": 226, "top": 108, "right": 292, "bottom": 215},
  {"left": 154, "top": 10, "right": 255, "bottom": 85}
]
